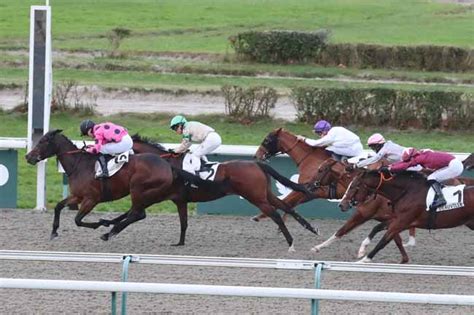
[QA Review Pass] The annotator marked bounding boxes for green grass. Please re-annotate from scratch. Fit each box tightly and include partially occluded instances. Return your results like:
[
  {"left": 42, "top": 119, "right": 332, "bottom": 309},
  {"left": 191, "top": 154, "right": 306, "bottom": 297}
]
[
  {"left": 1, "top": 0, "right": 473, "bottom": 52},
  {"left": 1, "top": 67, "right": 473, "bottom": 95},
  {"left": 2, "top": 111, "right": 474, "bottom": 211}
]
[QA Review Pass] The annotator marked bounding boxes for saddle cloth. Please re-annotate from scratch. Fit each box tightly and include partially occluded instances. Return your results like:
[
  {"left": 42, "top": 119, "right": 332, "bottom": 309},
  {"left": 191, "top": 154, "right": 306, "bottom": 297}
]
[
  {"left": 95, "top": 150, "right": 132, "bottom": 178},
  {"left": 426, "top": 184, "right": 465, "bottom": 212},
  {"left": 182, "top": 153, "right": 219, "bottom": 181}
]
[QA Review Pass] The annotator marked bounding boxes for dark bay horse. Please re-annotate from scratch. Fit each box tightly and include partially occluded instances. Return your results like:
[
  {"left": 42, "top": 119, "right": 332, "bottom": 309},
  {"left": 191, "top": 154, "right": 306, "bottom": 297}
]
[
  {"left": 131, "top": 134, "right": 318, "bottom": 251},
  {"left": 339, "top": 170, "right": 474, "bottom": 263},
  {"left": 464, "top": 154, "right": 474, "bottom": 170},
  {"left": 312, "top": 158, "right": 474, "bottom": 263},
  {"left": 25, "top": 130, "right": 225, "bottom": 241},
  {"left": 254, "top": 128, "right": 331, "bottom": 221}
]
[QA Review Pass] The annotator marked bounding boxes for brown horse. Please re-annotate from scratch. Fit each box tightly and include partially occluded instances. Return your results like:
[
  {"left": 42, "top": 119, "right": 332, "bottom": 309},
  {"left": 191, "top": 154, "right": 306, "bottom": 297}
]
[
  {"left": 339, "top": 170, "right": 474, "bottom": 263},
  {"left": 464, "top": 154, "right": 474, "bottom": 170},
  {"left": 254, "top": 128, "right": 332, "bottom": 221},
  {"left": 310, "top": 159, "right": 415, "bottom": 263},
  {"left": 131, "top": 134, "right": 318, "bottom": 251},
  {"left": 25, "top": 130, "right": 225, "bottom": 241},
  {"left": 312, "top": 159, "right": 474, "bottom": 262}
]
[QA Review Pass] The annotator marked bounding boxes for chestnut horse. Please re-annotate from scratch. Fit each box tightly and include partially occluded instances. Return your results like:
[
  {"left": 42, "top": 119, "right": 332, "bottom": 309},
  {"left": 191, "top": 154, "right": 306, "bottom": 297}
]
[
  {"left": 131, "top": 135, "right": 318, "bottom": 251},
  {"left": 25, "top": 130, "right": 226, "bottom": 241},
  {"left": 339, "top": 170, "right": 474, "bottom": 263},
  {"left": 254, "top": 128, "right": 331, "bottom": 221}
]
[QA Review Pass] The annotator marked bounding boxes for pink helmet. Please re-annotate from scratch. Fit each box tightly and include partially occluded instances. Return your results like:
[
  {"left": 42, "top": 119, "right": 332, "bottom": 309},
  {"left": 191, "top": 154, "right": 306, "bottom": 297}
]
[
  {"left": 367, "top": 133, "right": 385, "bottom": 145},
  {"left": 313, "top": 120, "right": 331, "bottom": 133},
  {"left": 402, "top": 147, "right": 418, "bottom": 162}
]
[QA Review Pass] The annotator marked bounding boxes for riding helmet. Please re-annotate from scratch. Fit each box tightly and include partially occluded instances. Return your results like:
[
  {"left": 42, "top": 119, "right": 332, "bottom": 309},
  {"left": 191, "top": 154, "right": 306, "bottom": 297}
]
[
  {"left": 80, "top": 119, "right": 95, "bottom": 136},
  {"left": 170, "top": 115, "right": 187, "bottom": 130},
  {"left": 313, "top": 120, "right": 331, "bottom": 133}
]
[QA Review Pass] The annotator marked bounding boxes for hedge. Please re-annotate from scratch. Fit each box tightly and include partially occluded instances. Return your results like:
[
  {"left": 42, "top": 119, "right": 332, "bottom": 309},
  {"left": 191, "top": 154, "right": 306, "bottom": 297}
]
[
  {"left": 291, "top": 87, "right": 473, "bottom": 130},
  {"left": 230, "top": 31, "right": 473, "bottom": 72},
  {"left": 229, "top": 30, "right": 329, "bottom": 63}
]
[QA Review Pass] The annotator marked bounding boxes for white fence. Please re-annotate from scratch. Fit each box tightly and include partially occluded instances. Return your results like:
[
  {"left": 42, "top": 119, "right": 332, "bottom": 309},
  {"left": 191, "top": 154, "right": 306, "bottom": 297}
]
[
  {"left": 2, "top": 278, "right": 473, "bottom": 306},
  {"left": 1, "top": 250, "right": 473, "bottom": 314}
]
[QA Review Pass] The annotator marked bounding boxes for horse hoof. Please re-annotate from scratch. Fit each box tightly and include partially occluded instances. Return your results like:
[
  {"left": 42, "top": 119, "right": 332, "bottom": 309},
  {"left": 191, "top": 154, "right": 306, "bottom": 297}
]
[
  {"left": 356, "top": 256, "right": 372, "bottom": 263},
  {"left": 288, "top": 244, "right": 296, "bottom": 253},
  {"left": 99, "top": 219, "right": 111, "bottom": 227},
  {"left": 50, "top": 233, "right": 58, "bottom": 240},
  {"left": 171, "top": 242, "right": 185, "bottom": 246},
  {"left": 100, "top": 233, "right": 109, "bottom": 241},
  {"left": 400, "top": 258, "right": 409, "bottom": 264},
  {"left": 250, "top": 216, "right": 260, "bottom": 222}
]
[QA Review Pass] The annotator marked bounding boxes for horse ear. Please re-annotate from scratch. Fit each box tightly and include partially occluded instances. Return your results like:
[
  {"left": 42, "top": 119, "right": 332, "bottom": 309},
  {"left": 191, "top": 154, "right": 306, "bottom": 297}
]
[
  {"left": 275, "top": 127, "right": 283, "bottom": 134},
  {"left": 52, "top": 129, "right": 63, "bottom": 135}
]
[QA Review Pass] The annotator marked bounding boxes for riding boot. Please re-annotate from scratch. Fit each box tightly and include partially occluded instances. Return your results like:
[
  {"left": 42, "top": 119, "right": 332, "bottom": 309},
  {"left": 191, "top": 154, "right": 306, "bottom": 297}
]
[
  {"left": 427, "top": 179, "right": 445, "bottom": 229},
  {"left": 96, "top": 155, "right": 109, "bottom": 179}
]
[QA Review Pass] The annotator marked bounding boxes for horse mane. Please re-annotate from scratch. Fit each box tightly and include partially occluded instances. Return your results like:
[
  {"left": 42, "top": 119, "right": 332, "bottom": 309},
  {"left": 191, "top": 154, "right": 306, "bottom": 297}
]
[
  {"left": 131, "top": 133, "right": 167, "bottom": 151},
  {"left": 365, "top": 169, "right": 426, "bottom": 181}
]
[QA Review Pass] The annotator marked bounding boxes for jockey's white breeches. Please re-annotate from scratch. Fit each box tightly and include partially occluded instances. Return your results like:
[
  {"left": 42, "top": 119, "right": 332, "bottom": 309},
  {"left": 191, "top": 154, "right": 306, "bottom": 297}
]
[
  {"left": 427, "top": 158, "right": 463, "bottom": 182},
  {"left": 100, "top": 134, "right": 133, "bottom": 155},
  {"left": 327, "top": 142, "right": 363, "bottom": 158},
  {"left": 192, "top": 132, "right": 222, "bottom": 158},
  {"left": 184, "top": 132, "right": 222, "bottom": 173}
]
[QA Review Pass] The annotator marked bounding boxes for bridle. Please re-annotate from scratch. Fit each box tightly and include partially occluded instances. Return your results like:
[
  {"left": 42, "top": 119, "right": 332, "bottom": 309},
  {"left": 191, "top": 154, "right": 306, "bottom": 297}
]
[{"left": 260, "top": 133, "right": 312, "bottom": 166}]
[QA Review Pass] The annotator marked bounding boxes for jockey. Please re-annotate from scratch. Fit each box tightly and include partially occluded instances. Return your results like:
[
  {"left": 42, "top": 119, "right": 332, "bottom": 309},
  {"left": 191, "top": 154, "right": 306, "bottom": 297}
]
[
  {"left": 354, "top": 133, "right": 406, "bottom": 168},
  {"left": 296, "top": 120, "right": 363, "bottom": 161},
  {"left": 388, "top": 147, "right": 464, "bottom": 210},
  {"left": 80, "top": 119, "right": 133, "bottom": 178},
  {"left": 170, "top": 115, "right": 222, "bottom": 174}
]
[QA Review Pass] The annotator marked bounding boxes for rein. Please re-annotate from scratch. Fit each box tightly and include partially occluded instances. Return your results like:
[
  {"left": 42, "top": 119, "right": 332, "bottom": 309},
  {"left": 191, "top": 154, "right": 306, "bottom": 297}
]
[{"left": 375, "top": 171, "right": 393, "bottom": 191}]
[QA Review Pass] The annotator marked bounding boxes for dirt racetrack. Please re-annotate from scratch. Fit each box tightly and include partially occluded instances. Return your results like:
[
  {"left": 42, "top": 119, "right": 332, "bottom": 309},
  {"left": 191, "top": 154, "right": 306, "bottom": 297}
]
[{"left": 0, "top": 209, "right": 472, "bottom": 314}]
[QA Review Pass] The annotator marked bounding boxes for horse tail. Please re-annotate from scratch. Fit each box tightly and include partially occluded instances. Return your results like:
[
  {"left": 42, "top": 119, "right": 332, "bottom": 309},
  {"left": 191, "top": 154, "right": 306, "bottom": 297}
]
[
  {"left": 172, "top": 167, "right": 228, "bottom": 196},
  {"left": 266, "top": 193, "right": 319, "bottom": 235},
  {"left": 256, "top": 161, "right": 313, "bottom": 198}
]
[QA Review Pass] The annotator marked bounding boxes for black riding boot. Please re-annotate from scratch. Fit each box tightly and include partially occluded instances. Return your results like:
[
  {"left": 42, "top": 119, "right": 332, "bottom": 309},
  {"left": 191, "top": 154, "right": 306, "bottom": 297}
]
[
  {"left": 427, "top": 179, "right": 446, "bottom": 229},
  {"left": 428, "top": 180, "right": 446, "bottom": 210},
  {"left": 96, "top": 155, "right": 109, "bottom": 179}
]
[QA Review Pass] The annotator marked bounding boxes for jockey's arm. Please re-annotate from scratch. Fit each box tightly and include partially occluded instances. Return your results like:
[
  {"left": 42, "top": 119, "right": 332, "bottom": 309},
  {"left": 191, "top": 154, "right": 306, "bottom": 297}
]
[
  {"left": 86, "top": 130, "right": 105, "bottom": 154},
  {"left": 304, "top": 133, "right": 335, "bottom": 147},
  {"left": 174, "top": 135, "right": 192, "bottom": 154},
  {"left": 390, "top": 160, "right": 417, "bottom": 172},
  {"left": 356, "top": 150, "right": 384, "bottom": 168}
]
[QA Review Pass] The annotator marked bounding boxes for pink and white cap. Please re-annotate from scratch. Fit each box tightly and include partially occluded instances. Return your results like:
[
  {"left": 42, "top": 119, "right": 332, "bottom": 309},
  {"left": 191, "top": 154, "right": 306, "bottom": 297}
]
[{"left": 367, "top": 133, "right": 385, "bottom": 145}]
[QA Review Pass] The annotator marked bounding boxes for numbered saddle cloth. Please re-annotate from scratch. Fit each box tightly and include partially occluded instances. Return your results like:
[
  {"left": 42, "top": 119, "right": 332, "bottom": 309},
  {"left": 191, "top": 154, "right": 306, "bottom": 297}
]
[
  {"left": 426, "top": 184, "right": 465, "bottom": 212},
  {"left": 182, "top": 153, "right": 219, "bottom": 181},
  {"left": 95, "top": 150, "right": 132, "bottom": 178}
]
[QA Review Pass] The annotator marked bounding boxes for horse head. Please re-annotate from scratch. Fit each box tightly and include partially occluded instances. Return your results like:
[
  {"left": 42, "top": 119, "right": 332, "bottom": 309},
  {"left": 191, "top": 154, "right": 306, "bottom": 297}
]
[
  {"left": 25, "top": 129, "right": 64, "bottom": 165},
  {"left": 255, "top": 128, "right": 285, "bottom": 161},
  {"left": 339, "top": 170, "right": 381, "bottom": 212},
  {"left": 463, "top": 153, "right": 474, "bottom": 171}
]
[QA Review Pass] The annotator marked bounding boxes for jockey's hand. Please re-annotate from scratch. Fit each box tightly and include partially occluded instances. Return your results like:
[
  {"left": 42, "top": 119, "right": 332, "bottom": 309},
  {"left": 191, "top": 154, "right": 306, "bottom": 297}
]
[
  {"left": 345, "top": 164, "right": 356, "bottom": 172},
  {"left": 379, "top": 166, "right": 391, "bottom": 176},
  {"left": 296, "top": 135, "right": 306, "bottom": 142},
  {"left": 168, "top": 149, "right": 175, "bottom": 154}
]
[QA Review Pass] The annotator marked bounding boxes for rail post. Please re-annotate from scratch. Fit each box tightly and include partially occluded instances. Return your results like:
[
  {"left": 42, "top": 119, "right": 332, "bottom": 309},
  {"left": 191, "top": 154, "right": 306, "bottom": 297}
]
[{"left": 311, "top": 262, "right": 323, "bottom": 315}]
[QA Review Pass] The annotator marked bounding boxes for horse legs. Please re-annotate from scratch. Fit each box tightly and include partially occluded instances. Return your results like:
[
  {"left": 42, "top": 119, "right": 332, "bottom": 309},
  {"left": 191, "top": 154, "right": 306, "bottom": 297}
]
[
  {"left": 404, "top": 227, "right": 416, "bottom": 247},
  {"left": 312, "top": 211, "right": 372, "bottom": 253},
  {"left": 393, "top": 233, "right": 410, "bottom": 264},
  {"left": 100, "top": 207, "right": 146, "bottom": 241},
  {"left": 263, "top": 206, "right": 294, "bottom": 251},
  {"left": 361, "top": 221, "right": 406, "bottom": 263},
  {"left": 171, "top": 200, "right": 188, "bottom": 246},
  {"left": 357, "top": 221, "right": 388, "bottom": 258},
  {"left": 98, "top": 211, "right": 130, "bottom": 227},
  {"left": 51, "top": 196, "right": 78, "bottom": 240},
  {"left": 267, "top": 193, "right": 319, "bottom": 235},
  {"left": 74, "top": 199, "right": 102, "bottom": 229},
  {"left": 251, "top": 191, "right": 304, "bottom": 222}
]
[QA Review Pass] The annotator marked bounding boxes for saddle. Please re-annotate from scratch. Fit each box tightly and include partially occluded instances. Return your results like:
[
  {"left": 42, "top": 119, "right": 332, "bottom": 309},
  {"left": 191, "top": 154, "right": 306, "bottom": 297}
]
[
  {"left": 182, "top": 153, "right": 219, "bottom": 181},
  {"left": 425, "top": 184, "right": 465, "bottom": 212},
  {"left": 95, "top": 151, "right": 132, "bottom": 179}
]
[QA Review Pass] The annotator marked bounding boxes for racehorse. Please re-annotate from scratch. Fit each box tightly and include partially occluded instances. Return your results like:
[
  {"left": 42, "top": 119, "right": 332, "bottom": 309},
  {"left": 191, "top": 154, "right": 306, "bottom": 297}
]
[
  {"left": 339, "top": 170, "right": 474, "bottom": 263},
  {"left": 306, "top": 158, "right": 411, "bottom": 263},
  {"left": 311, "top": 158, "right": 474, "bottom": 263},
  {"left": 464, "top": 154, "right": 474, "bottom": 170},
  {"left": 25, "top": 129, "right": 225, "bottom": 241},
  {"left": 254, "top": 128, "right": 331, "bottom": 220},
  {"left": 131, "top": 134, "right": 319, "bottom": 251}
]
